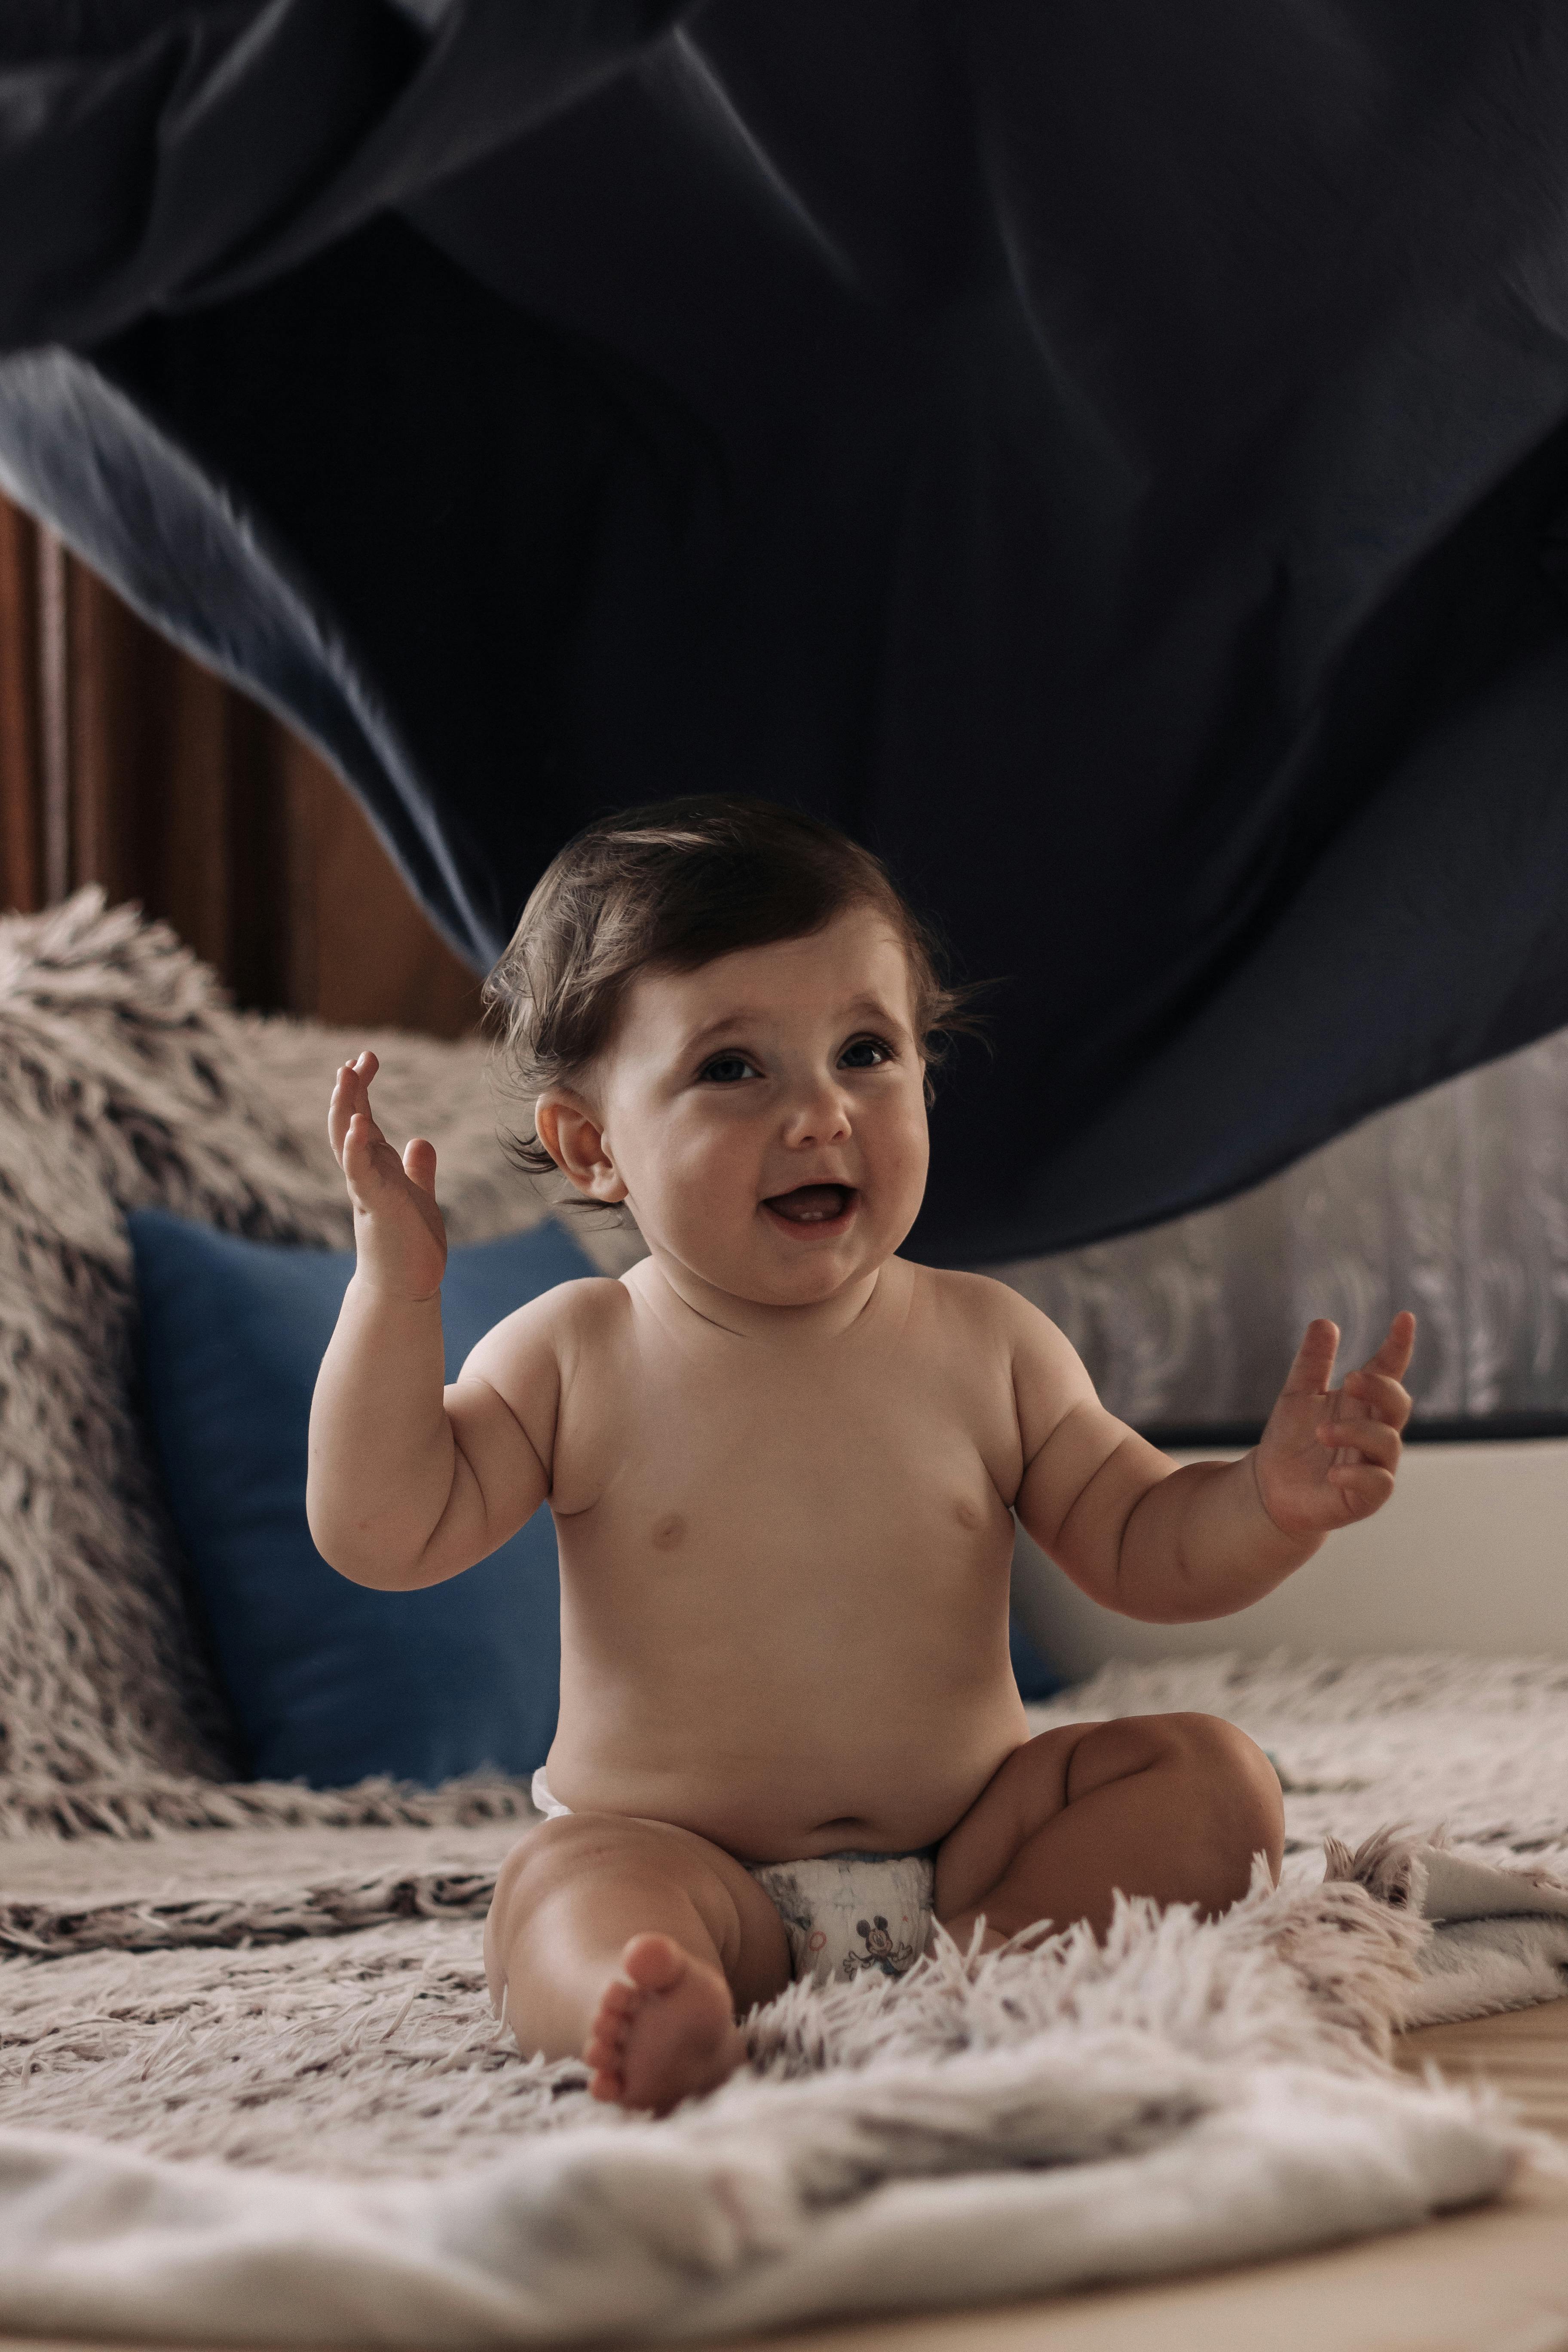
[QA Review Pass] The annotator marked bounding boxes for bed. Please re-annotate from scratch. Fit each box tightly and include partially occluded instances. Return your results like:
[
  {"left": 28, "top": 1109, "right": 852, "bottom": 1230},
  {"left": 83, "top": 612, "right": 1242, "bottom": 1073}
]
[{"left": 0, "top": 891, "right": 1565, "bottom": 2349}]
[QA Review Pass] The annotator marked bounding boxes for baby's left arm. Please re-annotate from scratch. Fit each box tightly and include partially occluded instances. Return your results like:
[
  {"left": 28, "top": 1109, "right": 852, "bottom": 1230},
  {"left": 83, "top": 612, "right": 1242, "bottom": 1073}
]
[{"left": 1012, "top": 1307, "right": 1415, "bottom": 1623}]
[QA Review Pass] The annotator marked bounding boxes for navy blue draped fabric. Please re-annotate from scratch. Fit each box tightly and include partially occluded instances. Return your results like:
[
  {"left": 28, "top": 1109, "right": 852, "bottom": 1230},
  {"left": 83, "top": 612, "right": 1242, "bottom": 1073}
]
[{"left": 3, "top": 3, "right": 1568, "bottom": 1262}]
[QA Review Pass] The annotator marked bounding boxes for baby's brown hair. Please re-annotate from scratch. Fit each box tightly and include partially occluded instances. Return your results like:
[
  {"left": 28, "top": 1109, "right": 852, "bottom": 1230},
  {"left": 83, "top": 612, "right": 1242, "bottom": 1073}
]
[{"left": 484, "top": 796, "right": 976, "bottom": 1176}]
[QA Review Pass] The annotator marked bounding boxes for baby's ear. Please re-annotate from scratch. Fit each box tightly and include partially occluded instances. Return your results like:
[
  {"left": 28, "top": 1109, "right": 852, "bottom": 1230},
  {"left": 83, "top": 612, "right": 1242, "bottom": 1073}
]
[{"left": 533, "top": 1089, "right": 627, "bottom": 1203}]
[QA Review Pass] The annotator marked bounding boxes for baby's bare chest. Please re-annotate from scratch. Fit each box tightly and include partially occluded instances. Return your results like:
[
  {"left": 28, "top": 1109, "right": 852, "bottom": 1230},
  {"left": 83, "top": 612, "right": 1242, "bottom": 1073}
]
[{"left": 553, "top": 1338, "right": 1020, "bottom": 1571}]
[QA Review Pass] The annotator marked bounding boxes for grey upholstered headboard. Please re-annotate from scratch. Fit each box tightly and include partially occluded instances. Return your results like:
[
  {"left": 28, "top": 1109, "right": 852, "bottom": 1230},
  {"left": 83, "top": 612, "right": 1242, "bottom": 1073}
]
[{"left": 995, "top": 1026, "right": 1568, "bottom": 1436}]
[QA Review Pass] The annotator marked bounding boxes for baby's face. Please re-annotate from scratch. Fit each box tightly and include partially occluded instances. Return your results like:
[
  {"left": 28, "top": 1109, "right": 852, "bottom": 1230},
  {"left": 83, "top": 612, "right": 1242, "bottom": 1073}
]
[{"left": 588, "top": 906, "right": 930, "bottom": 1309}]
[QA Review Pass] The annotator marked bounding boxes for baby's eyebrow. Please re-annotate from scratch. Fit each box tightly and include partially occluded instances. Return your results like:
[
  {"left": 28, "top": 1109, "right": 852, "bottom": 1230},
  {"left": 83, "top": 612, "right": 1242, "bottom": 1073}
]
[
  {"left": 679, "top": 993, "right": 906, "bottom": 1057},
  {"left": 680, "top": 1007, "right": 774, "bottom": 1055},
  {"left": 839, "top": 993, "right": 906, "bottom": 1030}
]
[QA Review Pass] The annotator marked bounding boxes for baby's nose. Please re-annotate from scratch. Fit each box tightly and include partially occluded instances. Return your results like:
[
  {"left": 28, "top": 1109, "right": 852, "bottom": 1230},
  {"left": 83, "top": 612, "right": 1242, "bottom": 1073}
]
[{"left": 786, "top": 1081, "right": 851, "bottom": 1145}]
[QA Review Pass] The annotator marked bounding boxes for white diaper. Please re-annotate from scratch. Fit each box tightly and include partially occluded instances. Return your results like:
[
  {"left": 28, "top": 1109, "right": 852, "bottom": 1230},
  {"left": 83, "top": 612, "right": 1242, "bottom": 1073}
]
[{"left": 530, "top": 1767, "right": 935, "bottom": 1988}]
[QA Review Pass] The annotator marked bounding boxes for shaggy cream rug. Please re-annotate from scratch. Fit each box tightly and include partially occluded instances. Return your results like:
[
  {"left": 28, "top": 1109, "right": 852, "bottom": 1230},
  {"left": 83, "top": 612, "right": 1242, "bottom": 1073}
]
[
  {"left": 0, "top": 1654, "right": 1562, "bottom": 2344},
  {"left": 2, "top": 1654, "right": 1566, "bottom": 2178}
]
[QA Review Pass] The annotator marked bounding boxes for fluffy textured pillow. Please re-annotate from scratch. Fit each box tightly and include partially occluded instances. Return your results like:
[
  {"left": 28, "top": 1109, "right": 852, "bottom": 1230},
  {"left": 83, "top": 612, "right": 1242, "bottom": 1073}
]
[
  {"left": 0, "top": 891, "right": 635, "bottom": 1829},
  {"left": 129, "top": 1210, "right": 598, "bottom": 1788}
]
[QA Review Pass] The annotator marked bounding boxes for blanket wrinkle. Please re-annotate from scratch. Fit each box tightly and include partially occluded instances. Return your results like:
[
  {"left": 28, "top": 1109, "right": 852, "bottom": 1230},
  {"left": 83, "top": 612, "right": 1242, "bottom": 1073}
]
[
  {"left": 1321, "top": 1826, "right": 1568, "bottom": 2030},
  {"left": 0, "top": 2070, "right": 1523, "bottom": 2348},
  {"left": 0, "top": 1866, "right": 500, "bottom": 1958},
  {"left": 1323, "top": 1823, "right": 1445, "bottom": 1909},
  {"left": 0, "top": 1771, "right": 537, "bottom": 1844}
]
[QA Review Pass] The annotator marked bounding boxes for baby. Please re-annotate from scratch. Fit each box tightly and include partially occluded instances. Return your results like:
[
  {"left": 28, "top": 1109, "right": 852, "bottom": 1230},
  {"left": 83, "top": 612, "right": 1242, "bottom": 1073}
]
[{"left": 307, "top": 797, "right": 1415, "bottom": 2116}]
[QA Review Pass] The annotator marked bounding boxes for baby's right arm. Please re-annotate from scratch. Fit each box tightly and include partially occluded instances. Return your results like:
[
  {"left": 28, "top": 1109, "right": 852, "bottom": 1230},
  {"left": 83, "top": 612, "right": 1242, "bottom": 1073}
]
[{"left": 306, "top": 1053, "right": 555, "bottom": 1591}]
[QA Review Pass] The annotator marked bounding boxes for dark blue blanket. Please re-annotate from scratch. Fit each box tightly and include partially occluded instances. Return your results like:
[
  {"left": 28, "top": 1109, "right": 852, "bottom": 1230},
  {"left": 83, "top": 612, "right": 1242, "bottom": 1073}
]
[{"left": 4, "top": 3, "right": 1568, "bottom": 1262}]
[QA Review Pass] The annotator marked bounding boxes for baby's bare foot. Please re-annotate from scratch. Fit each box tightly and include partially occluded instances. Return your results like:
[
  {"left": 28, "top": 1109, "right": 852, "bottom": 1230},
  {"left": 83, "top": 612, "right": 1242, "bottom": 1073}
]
[{"left": 583, "top": 1933, "right": 745, "bottom": 2115}]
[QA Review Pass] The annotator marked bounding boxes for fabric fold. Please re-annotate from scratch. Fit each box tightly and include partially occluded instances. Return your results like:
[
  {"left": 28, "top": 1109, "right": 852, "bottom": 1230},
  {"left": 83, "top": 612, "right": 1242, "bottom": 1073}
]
[{"left": 8, "top": 8, "right": 1568, "bottom": 1251}]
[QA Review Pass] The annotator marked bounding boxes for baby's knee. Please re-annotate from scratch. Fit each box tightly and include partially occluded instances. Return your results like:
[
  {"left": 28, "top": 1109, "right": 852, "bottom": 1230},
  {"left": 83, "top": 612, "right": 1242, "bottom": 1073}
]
[
  {"left": 485, "top": 1822, "right": 554, "bottom": 1997},
  {"left": 1153, "top": 1712, "right": 1284, "bottom": 1869},
  {"left": 487, "top": 1815, "right": 625, "bottom": 1952},
  {"left": 493, "top": 1812, "right": 640, "bottom": 1906}
]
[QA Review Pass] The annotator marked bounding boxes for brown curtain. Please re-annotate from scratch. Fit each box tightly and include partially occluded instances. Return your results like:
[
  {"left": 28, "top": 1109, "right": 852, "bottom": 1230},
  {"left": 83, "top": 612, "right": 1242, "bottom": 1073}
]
[{"left": 0, "top": 491, "right": 479, "bottom": 1036}]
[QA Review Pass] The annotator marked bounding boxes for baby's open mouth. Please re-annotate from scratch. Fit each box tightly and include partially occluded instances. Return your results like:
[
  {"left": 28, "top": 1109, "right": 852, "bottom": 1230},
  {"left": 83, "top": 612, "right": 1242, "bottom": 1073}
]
[{"left": 762, "top": 1183, "right": 856, "bottom": 1228}]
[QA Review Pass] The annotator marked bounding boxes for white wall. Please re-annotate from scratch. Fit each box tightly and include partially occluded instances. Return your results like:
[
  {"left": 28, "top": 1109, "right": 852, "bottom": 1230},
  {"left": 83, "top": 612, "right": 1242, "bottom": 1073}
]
[{"left": 1011, "top": 1440, "right": 1568, "bottom": 1678}]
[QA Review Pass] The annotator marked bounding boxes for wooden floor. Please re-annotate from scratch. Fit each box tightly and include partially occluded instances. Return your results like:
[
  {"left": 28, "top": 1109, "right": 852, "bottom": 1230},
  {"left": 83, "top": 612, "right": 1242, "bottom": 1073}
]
[
  {"left": 6, "top": 2001, "right": 1568, "bottom": 2352},
  {"left": 1392, "top": 1995, "right": 1568, "bottom": 2138}
]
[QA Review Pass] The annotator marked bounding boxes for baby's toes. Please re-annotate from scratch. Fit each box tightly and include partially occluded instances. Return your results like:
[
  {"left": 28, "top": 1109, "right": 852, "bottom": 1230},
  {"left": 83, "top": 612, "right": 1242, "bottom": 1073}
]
[
  {"left": 583, "top": 1979, "right": 639, "bottom": 2075},
  {"left": 620, "top": 1932, "right": 690, "bottom": 1995},
  {"left": 583, "top": 2018, "right": 630, "bottom": 2072},
  {"left": 591, "top": 1981, "right": 638, "bottom": 2035}
]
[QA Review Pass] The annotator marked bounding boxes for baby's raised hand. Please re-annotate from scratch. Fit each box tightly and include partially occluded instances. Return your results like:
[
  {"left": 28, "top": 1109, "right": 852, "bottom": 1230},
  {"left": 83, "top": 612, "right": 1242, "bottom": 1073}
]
[
  {"left": 327, "top": 1052, "right": 447, "bottom": 1301},
  {"left": 1253, "top": 1312, "right": 1415, "bottom": 1537}
]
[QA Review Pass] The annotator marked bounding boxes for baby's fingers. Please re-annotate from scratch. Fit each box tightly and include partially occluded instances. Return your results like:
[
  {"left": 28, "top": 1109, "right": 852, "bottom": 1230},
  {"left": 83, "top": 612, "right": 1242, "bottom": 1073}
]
[
  {"left": 1364, "top": 1309, "right": 1416, "bottom": 1383},
  {"left": 1342, "top": 1368, "right": 1413, "bottom": 1431},
  {"left": 403, "top": 1137, "right": 438, "bottom": 1195},
  {"left": 1283, "top": 1317, "right": 1340, "bottom": 1396},
  {"left": 327, "top": 1065, "right": 354, "bottom": 1163},
  {"left": 341, "top": 1108, "right": 401, "bottom": 1202},
  {"left": 328, "top": 1051, "right": 379, "bottom": 1164},
  {"left": 1317, "top": 1416, "right": 1400, "bottom": 1471},
  {"left": 1326, "top": 1462, "right": 1396, "bottom": 1519}
]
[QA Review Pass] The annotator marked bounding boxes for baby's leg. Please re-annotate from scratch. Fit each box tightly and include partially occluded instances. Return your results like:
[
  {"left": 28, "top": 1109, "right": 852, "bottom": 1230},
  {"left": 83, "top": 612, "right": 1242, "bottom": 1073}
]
[
  {"left": 934, "top": 1713, "right": 1283, "bottom": 1946},
  {"left": 484, "top": 1813, "right": 791, "bottom": 2115}
]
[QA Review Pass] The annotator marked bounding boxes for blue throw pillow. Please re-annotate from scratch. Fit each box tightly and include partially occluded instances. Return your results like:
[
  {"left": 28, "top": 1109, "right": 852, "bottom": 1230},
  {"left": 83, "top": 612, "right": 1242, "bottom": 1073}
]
[{"left": 128, "top": 1209, "right": 598, "bottom": 1789}]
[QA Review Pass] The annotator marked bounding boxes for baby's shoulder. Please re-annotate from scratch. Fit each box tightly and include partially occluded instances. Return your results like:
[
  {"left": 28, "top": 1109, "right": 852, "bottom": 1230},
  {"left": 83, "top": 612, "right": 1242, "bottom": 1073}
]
[
  {"left": 907, "top": 1264, "right": 1085, "bottom": 1378},
  {"left": 910, "top": 1262, "right": 1047, "bottom": 1336},
  {"left": 462, "top": 1271, "right": 628, "bottom": 1384}
]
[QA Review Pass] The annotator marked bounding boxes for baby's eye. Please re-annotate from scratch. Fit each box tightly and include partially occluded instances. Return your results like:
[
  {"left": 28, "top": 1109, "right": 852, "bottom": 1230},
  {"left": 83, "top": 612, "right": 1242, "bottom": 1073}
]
[
  {"left": 839, "top": 1035, "right": 894, "bottom": 1069},
  {"left": 698, "top": 1053, "right": 758, "bottom": 1085}
]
